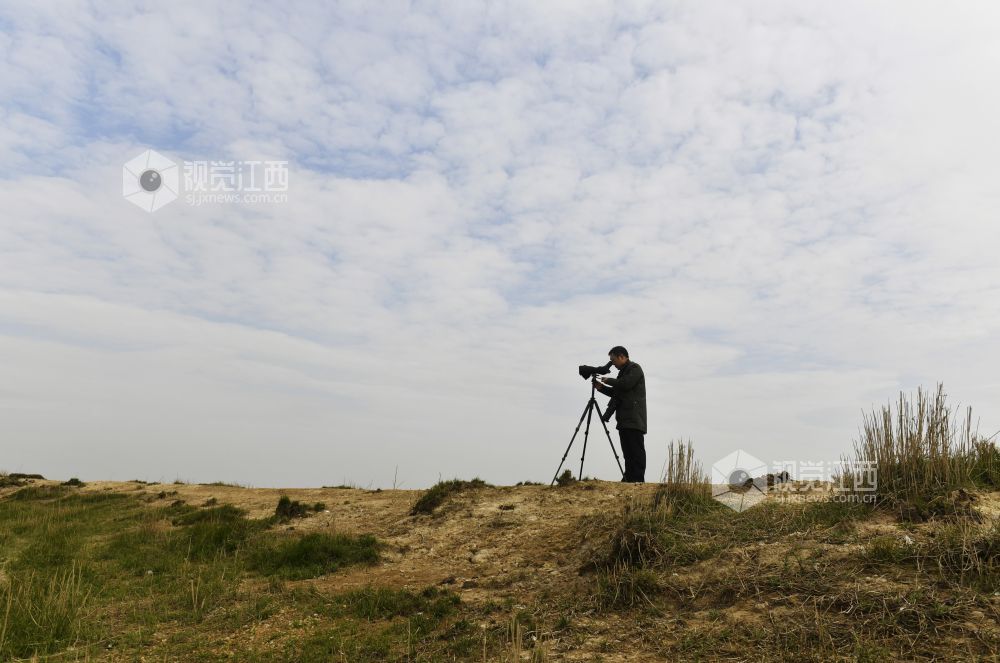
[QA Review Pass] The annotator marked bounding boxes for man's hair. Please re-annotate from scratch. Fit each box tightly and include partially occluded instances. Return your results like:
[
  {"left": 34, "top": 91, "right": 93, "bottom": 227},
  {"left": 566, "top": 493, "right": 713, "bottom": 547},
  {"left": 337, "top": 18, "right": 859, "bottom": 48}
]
[{"left": 608, "top": 346, "right": 629, "bottom": 359}]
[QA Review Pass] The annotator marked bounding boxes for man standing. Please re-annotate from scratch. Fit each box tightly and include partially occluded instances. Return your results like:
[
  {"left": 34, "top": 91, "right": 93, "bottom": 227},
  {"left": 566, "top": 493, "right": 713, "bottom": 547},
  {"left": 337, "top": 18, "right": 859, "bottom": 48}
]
[{"left": 593, "top": 346, "right": 647, "bottom": 483}]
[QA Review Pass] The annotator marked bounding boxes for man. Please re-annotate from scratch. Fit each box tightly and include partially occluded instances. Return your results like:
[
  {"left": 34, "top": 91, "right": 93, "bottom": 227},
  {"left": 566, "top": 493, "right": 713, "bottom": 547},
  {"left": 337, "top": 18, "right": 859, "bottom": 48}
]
[{"left": 593, "top": 346, "right": 647, "bottom": 483}]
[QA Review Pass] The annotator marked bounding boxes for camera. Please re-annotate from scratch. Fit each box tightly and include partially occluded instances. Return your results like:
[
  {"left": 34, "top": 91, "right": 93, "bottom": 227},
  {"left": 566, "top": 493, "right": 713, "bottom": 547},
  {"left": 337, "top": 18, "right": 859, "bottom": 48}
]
[
  {"left": 579, "top": 361, "right": 617, "bottom": 422},
  {"left": 578, "top": 361, "right": 613, "bottom": 380}
]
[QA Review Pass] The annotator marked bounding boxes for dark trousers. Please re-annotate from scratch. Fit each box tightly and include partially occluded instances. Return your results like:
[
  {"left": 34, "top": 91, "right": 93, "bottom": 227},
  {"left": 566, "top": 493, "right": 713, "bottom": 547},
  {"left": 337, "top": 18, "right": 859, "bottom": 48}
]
[{"left": 619, "top": 428, "right": 646, "bottom": 482}]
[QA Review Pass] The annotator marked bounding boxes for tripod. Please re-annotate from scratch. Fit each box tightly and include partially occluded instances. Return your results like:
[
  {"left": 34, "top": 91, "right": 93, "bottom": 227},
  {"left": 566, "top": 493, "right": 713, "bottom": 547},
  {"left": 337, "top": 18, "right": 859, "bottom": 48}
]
[{"left": 551, "top": 381, "right": 625, "bottom": 485}]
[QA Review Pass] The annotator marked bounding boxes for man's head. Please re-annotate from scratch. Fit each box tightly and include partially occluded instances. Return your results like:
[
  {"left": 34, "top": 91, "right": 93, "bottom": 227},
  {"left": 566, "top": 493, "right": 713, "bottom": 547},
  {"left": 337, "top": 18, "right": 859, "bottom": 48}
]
[{"left": 608, "top": 346, "right": 629, "bottom": 369}]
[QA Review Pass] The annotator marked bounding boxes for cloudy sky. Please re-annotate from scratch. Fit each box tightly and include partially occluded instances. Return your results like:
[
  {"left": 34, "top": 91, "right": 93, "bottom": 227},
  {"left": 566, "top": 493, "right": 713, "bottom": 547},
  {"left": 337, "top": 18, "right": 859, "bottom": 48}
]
[{"left": 2, "top": 1, "right": 999, "bottom": 488}]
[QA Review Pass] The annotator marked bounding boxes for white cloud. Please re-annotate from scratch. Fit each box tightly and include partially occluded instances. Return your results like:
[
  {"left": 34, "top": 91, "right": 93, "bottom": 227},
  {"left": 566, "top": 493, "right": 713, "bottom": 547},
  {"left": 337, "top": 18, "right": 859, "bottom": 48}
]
[{"left": 1, "top": 1, "right": 999, "bottom": 486}]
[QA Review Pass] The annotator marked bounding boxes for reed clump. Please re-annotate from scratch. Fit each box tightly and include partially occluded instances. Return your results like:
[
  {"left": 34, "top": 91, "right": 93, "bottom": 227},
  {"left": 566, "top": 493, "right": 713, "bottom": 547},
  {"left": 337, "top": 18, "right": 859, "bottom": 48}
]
[{"left": 840, "top": 384, "right": 999, "bottom": 520}]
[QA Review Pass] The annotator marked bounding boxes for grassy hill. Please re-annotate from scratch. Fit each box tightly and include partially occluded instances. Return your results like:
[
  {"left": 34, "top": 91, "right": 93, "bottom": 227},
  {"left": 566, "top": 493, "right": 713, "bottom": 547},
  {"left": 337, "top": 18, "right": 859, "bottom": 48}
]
[{"left": 1, "top": 476, "right": 998, "bottom": 661}]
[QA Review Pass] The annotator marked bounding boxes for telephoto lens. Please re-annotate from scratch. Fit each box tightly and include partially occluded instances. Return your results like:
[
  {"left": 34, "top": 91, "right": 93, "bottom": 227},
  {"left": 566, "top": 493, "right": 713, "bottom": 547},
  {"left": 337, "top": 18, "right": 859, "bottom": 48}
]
[{"left": 578, "top": 361, "right": 613, "bottom": 380}]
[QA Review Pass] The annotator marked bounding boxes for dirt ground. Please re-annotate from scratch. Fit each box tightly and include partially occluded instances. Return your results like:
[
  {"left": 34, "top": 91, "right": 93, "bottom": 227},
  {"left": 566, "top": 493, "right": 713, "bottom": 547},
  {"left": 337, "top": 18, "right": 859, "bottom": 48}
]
[
  {"left": 36, "top": 479, "right": 675, "bottom": 660},
  {"left": 69, "top": 479, "right": 654, "bottom": 600}
]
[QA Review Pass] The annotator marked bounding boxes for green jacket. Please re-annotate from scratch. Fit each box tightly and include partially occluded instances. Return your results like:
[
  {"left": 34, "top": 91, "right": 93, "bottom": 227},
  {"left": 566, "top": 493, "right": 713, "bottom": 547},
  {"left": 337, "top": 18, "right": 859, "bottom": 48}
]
[{"left": 596, "top": 360, "right": 647, "bottom": 434}]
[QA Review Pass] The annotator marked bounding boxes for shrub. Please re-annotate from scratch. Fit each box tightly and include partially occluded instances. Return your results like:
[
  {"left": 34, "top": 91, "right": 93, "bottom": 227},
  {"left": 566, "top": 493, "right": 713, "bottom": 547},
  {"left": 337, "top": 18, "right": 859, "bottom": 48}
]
[
  {"left": 554, "top": 470, "right": 576, "bottom": 487},
  {"left": 410, "top": 479, "right": 488, "bottom": 515},
  {"left": 275, "top": 495, "right": 311, "bottom": 521},
  {"left": 0, "top": 473, "right": 26, "bottom": 488}
]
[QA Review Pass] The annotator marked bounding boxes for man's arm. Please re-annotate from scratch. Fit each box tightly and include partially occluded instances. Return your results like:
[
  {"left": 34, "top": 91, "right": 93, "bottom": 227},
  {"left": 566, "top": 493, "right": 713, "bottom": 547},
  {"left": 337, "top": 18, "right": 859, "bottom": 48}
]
[
  {"left": 602, "top": 396, "right": 618, "bottom": 422},
  {"left": 609, "top": 363, "right": 642, "bottom": 394},
  {"left": 593, "top": 380, "right": 613, "bottom": 397}
]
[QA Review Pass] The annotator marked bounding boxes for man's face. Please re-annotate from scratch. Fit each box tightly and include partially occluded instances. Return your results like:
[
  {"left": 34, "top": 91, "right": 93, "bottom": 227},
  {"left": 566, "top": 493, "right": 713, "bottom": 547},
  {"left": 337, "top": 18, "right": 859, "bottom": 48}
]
[{"left": 609, "top": 354, "right": 628, "bottom": 369}]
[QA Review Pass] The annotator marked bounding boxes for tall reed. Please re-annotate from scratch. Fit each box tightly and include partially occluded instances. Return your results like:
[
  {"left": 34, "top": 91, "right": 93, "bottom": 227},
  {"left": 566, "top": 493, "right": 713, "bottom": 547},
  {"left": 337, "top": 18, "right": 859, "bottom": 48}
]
[
  {"left": 842, "top": 384, "right": 998, "bottom": 509},
  {"left": 654, "top": 439, "right": 712, "bottom": 511}
]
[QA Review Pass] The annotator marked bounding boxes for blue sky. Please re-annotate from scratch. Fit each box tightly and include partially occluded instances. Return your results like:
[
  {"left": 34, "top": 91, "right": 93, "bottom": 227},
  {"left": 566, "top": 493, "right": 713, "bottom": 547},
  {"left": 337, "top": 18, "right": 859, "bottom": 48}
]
[{"left": 2, "top": 1, "right": 1000, "bottom": 488}]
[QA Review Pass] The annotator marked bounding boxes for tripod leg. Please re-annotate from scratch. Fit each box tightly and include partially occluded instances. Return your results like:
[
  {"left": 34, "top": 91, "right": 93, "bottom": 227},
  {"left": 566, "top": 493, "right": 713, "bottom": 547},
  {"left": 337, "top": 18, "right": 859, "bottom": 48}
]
[
  {"left": 551, "top": 398, "right": 593, "bottom": 486},
  {"left": 579, "top": 399, "right": 595, "bottom": 480},
  {"left": 593, "top": 400, "right": 625, "bottom": 477}
]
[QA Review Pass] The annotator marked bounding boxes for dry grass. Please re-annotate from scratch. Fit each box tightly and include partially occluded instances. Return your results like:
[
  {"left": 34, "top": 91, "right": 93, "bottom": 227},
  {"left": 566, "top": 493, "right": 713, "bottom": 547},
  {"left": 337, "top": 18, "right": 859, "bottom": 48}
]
[
  {"left": 653, "top": 439, "right": 712, "bottom": 514},
  {"left": 576, "top": 399, "right": 1000, "bottom": 659},
  {"left": 840, "top": 383, "right": 1000, "bottom": 519},
  {"left": 590, "top": 440, "right": 721, "bottom": 608},
  {"left": 922, "top": 518, "right": 1000, "bottom": 591}
]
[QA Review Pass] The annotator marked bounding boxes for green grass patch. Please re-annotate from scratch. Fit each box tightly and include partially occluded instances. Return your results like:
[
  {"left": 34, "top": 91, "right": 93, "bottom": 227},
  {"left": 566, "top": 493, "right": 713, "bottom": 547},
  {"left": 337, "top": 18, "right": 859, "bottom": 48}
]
[
  {"left": 0, "top": 483, "right": 392, "bottom": 660},
  {"left": 0, "top": 491, "right": 144, "bottom": 658},
  {"left": 330, "top": 586, "right": 459, "bottom": 621},
  {"left": 861, "top": 535, "right": 915, "bottom": 566},
  {"left": 248, "top": 532, "right": 380, "bottom": 580},
  {"left": 595, "top": 563, "right": 662, "bottom": 609},
  {"left": 170, "top": 503, "right": 251, "bottom": 526},
  {"left": 275, "top": 586, "right": 474, "bottom": 662},
  {"left": 9, "top": 485, "right": 70, "bottom": 501},
  {"left": 0, "top": 561, "right": 94, "bottom": 660}
]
